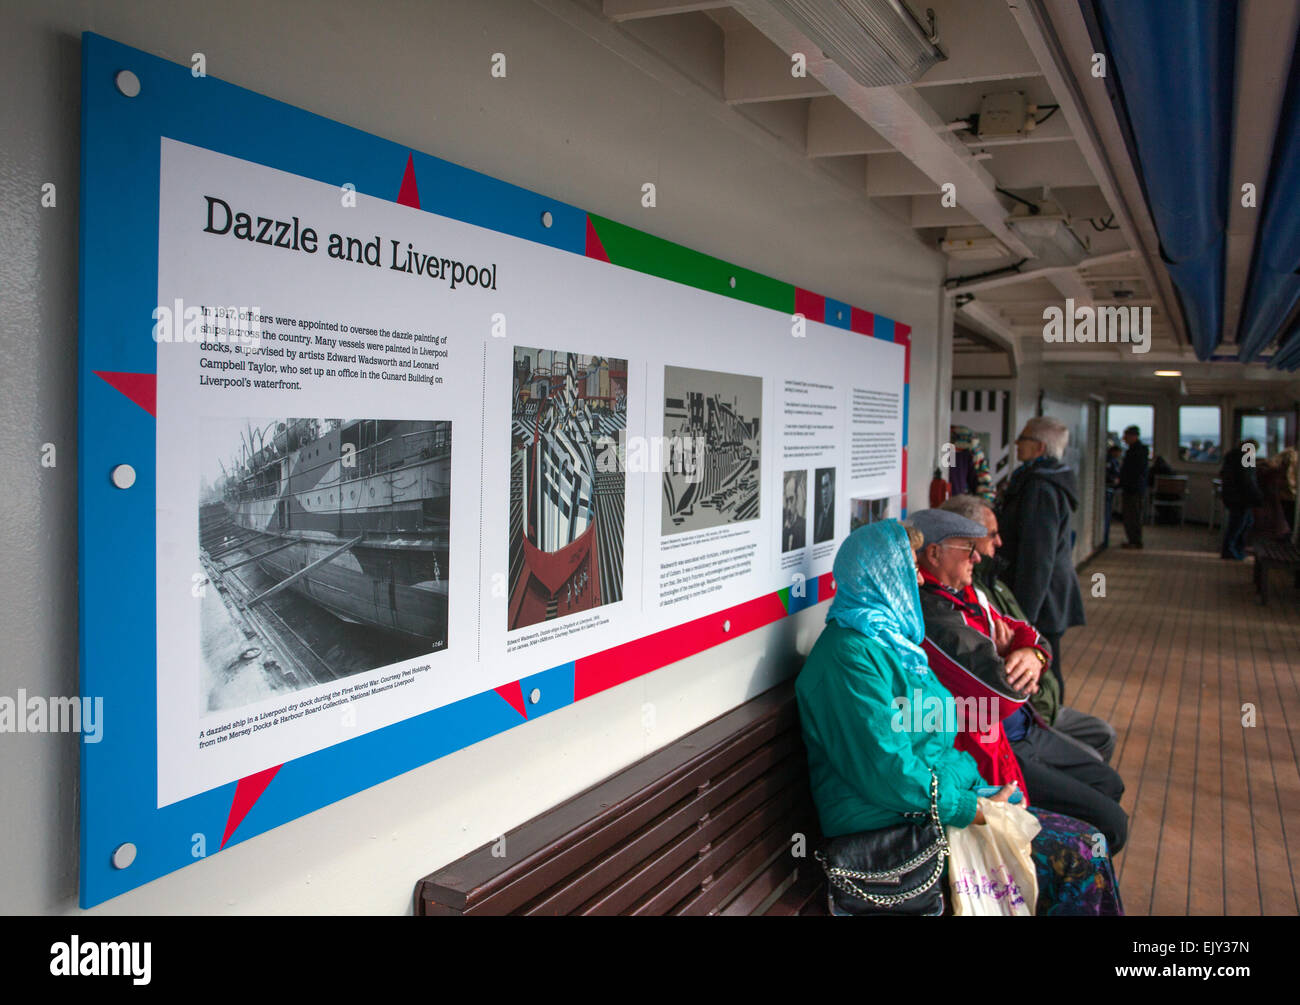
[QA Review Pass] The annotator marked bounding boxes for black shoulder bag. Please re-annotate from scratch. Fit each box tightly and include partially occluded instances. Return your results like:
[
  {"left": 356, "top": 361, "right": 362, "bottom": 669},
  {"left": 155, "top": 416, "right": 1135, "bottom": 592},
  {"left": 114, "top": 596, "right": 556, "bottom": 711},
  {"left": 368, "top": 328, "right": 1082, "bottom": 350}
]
[{"left": 814, "top": 770, "right": 949, "bottom": 916}]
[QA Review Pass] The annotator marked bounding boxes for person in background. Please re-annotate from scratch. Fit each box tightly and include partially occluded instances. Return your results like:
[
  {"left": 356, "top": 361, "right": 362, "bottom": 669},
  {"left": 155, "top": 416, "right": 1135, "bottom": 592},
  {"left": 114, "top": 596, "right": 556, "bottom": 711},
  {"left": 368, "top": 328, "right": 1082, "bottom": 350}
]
[
  {"left": 948, "top": 424, "right": 995, "bottom": 503},
  {"left": 1277, "top": 447, "right": 1297, "bottom": 525},
  {"left": 1119, "top": 425, "right": 1149, "bottom": 548},
  {"left": 797, "top": 519, "right": 1122, "bottom": 915},
  {"left": 1103, "top": 444, "right": 1122, "bottom": 548},
  {"left": 1220, "top": 439, "right": 1264, "bottom": 560},
  {"left": 1254, "top": 449, "right": 1295, "bottom": 541},
  {"left": 996, "top": 416, "right": 1086, "bottom": 703}
]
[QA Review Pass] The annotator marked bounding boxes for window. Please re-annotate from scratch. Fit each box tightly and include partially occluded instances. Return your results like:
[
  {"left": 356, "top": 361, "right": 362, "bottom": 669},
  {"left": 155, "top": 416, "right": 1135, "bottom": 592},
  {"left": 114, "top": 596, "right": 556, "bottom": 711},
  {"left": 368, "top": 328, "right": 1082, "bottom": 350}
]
[
  {"left": 1178, "top": 406, "right": 1221, "bottom": 463},
  {"left": 1236, "top": 409, "right": 1297, "bottom": 458},
  {"left": 1106, "top": 404, "right": 1154, "bottom": 449}
]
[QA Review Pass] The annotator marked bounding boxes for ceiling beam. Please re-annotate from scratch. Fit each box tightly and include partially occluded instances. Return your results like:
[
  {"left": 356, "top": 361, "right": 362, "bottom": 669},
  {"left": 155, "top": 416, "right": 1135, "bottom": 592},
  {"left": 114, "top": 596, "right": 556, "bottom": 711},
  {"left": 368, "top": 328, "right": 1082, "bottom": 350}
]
[
  {"left": 603, "top": 0, "right": 730, "bottom": 21},
  {"left": 731, "top": 0, "right": 1036, "bottom": 258},
  {"left": 911, "top": 0, "right": 1041, "bottom": 87},
  {"left": 866, "top": 153, "right": 941, "bottom": 196},
  {"left": 956, "top": 300, "right": 1024, "bottom": 370},
  {"left": 723, "top": 21, "right": 830, "bottom": 103},
  {"left": 533, "top": 0, "right": 938, "bottom": 261},
  {"left": 807, "top": 97, "right": 892, "bottom": 156},
  {"left": 1046, "top": 268, "right": 1094, "bottom": 309}
]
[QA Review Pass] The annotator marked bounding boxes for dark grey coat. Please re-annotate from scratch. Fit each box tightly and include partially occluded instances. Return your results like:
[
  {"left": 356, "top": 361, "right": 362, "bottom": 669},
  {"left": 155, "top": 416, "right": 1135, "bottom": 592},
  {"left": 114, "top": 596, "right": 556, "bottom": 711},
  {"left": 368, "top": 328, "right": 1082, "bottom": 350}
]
[{"left": 996, "top": 457, "right": 1087, "bottom": 635}]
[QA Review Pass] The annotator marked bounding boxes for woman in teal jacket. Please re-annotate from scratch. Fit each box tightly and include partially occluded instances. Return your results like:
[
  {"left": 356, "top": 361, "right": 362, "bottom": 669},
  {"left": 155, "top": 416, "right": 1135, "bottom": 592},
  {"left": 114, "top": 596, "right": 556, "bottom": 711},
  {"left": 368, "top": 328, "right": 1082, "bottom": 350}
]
[
  {"left": 797, "top": 519, "right": 1123, "bottom": 916},
  {"left": 797, "top": 522, "right": 986, "bottom": 836}
]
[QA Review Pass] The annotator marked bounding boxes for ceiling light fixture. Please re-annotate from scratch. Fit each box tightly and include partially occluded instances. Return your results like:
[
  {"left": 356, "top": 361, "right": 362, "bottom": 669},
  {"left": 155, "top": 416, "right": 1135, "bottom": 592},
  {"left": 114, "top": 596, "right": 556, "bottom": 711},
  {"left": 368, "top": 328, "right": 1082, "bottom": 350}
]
[
  {"left": 766, "top": 0, "right": 947, "bottom": 87},
  {"left": 1154, "top": 370, "right": 1182, "bottom": 377}
]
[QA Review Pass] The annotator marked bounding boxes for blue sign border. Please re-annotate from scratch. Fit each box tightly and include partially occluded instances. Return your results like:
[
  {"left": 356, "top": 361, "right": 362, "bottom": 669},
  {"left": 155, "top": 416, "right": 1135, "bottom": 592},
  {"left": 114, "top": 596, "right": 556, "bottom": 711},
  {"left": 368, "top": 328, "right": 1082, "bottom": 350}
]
[{"left": 77, "top": 31, "right": 597, "bottom": 909}]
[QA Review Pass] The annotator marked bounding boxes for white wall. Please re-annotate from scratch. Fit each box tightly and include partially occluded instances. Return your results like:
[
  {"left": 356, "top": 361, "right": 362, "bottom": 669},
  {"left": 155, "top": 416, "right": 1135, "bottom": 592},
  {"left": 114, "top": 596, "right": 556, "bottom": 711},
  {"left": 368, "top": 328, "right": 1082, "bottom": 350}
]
[{"left": 0, "top": 0, "right": 947, "bottom": 913}]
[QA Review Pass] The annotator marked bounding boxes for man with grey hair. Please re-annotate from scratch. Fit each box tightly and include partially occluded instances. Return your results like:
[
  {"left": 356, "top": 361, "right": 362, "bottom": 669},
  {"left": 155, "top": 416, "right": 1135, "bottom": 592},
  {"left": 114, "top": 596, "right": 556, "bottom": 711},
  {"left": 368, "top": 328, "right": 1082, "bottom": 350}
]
[{"left": 996, "top": 416, "right": 1086, "bottom": 703}]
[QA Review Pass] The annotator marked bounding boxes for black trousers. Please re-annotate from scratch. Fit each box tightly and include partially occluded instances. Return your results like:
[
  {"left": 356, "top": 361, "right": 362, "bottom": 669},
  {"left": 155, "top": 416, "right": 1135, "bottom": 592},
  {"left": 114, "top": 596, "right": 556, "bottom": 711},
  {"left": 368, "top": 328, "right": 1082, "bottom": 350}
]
[
  {"left": 1121, "top": 490, "right": 1144, "bottom": 545},
  {"left": 1012, "top": 725, "right": 1128, "bottom": 853}
]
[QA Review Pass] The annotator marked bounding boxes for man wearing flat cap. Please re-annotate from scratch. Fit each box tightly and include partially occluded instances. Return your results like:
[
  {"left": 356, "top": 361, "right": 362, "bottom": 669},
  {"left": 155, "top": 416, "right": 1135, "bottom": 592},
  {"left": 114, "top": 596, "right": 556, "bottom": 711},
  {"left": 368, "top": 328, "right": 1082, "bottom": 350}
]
[{"left": 910, "top": 508, "right": 1127, "bottom": 853}]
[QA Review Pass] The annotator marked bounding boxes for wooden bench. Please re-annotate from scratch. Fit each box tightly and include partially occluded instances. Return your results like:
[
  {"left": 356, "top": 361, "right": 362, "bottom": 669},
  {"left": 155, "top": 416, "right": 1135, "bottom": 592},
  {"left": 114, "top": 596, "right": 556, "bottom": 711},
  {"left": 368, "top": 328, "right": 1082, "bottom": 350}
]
[
  {"left": 413, "top": 679, "right": 827, "bottom": 916},
  {"left": 1253, "top": 538, "right": 1300, "bottom": 604}
]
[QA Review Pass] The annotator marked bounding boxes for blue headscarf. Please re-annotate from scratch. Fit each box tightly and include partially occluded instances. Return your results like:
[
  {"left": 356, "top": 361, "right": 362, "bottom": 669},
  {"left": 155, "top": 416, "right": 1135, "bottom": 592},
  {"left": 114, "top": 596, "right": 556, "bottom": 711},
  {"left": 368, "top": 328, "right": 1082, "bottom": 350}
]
[{"left": 825, "top": 519, "right": 930, "bottom": 677}]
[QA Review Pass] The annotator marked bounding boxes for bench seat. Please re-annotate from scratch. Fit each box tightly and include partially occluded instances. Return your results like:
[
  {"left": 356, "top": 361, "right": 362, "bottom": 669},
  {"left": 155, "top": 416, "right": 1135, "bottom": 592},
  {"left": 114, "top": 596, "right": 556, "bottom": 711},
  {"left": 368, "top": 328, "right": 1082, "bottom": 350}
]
[
  {"left": 1253, "top": 538, "right": 1300, "bottom": 604},
  {"left": 414, "top": 680, "right": 827, "bottom": 916}
]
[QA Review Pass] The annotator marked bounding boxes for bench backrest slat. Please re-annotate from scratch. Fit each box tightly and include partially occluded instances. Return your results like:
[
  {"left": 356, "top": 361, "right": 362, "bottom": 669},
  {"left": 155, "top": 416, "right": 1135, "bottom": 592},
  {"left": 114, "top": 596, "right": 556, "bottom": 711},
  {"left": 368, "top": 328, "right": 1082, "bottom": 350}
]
[
  {"left": 415, "top": 680, "right": 826, "bottom": 916},
  {"left": 517, "top": 733, "right": 804, "bottom": 915}
]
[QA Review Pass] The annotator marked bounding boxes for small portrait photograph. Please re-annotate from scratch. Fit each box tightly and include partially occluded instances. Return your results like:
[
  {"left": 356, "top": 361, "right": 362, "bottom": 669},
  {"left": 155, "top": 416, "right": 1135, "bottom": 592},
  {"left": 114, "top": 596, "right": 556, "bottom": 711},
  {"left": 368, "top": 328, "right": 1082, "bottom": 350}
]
[
  {"left": 781, "top": 469, "right": 807, "bottom": 553},
  {"left": 813, "top": 466, "right": 836, "bottom": 544}
]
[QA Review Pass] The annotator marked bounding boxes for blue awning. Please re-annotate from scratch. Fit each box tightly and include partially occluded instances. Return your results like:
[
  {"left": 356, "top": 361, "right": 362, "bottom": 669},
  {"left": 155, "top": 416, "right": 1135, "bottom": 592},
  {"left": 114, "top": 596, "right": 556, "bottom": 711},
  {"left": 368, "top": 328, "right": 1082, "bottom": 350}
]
[{"left": 1089, "top": 0, "right": 1236, "bottom": 361}]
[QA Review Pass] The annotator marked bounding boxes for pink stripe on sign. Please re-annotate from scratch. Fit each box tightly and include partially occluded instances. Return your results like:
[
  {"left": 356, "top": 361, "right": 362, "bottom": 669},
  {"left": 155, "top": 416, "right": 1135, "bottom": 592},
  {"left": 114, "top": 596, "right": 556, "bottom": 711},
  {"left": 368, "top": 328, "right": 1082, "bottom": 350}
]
[
  {"left": 794, "top": 288, "right": 825, "bottom": 323},
  {"left": 220, "top": 764, "right": 282, "bottom": 848},
  {"left": 494, "top": 680, "right": 528, "bottom": 719},
  {"left": 850, "top": 308, "right": 874, "bottom": 336},
  {"left": 574, "top": 593, "right": 788, "bottom": 701},
  {"left": 397, "top": 153, "right": 420, "bottom": 208}
]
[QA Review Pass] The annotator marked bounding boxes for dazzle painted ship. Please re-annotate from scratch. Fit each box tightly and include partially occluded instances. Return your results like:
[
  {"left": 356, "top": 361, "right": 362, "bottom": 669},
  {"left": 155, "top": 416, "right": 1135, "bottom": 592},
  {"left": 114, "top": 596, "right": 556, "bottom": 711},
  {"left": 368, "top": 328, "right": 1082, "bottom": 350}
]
[
  {"left": 213, "top": 418, "right": 450, "bottom": 644},
  {"left": 509, "top": 350, "right": 626, "bottom": 629},
  {"left": 663, "top": 389, "right": 760, "bottom": 528}
]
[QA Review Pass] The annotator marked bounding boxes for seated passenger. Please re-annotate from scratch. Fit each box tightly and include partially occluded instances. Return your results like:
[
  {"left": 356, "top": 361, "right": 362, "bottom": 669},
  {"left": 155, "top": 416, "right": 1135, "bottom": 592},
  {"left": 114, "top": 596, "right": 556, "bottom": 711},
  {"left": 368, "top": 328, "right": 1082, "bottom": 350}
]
[
  {"left": 909, "top": 508, "right": 1128, "bottom": 854},
  {"left": 943, "top": 494, "right": 1119, "bottom": 765},
  {"left": 796, "top": 519, "right": 1123, "bottom": 915},
  {"left": 907, "top": 509, "right": 1038, "bottom": 793}
]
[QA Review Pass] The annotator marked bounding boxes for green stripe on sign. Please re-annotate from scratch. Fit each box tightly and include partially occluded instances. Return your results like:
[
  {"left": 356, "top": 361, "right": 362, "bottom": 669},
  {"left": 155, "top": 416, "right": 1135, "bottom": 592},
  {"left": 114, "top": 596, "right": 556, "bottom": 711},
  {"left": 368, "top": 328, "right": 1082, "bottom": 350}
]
[{"left": 590, "top": 214, "right": 795, "bottom": 314}]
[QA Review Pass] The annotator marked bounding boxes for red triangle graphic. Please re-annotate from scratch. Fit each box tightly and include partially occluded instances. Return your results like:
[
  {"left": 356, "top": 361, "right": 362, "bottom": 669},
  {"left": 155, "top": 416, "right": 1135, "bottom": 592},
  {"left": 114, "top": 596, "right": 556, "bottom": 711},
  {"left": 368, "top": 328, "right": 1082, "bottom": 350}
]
[
  {"left": 494, "top": 680, "right": 528, "bottom": 719},
  {"left": 585, "top": 216, "right": 610, "bottom": 263},
  {"left": 397, "top": 153, "right": 420, "bottom": 209},
  {"left": 220, "top": 764, "right": 283, "bottom": 849},
  {"left": 93, "top": 371, "right": 156, "bottom": 417}
]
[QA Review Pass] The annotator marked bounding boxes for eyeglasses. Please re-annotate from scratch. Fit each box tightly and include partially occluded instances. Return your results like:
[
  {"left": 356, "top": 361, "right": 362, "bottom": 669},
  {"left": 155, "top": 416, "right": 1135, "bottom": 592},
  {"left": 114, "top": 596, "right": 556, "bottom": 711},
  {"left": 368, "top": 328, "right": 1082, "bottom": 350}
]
[
  {"left": 937, "top": 542, "right": 978, "bottom": 559},
  {"left": 1015, "top": 435, "right": 1041, "bottom": 444}
]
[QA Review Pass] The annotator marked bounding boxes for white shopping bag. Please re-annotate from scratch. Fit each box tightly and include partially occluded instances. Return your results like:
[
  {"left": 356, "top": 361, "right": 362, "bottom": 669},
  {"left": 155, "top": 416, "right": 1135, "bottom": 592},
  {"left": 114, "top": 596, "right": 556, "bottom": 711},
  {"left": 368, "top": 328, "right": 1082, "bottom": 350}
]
[{"left": 945, "top": 798, "right": 1041, "bottom": 916}]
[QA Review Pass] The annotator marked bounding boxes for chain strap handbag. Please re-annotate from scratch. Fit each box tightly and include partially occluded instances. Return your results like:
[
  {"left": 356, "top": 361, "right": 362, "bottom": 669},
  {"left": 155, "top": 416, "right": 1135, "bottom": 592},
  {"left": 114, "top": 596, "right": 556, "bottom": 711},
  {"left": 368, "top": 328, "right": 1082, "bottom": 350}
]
[{"left": 814, "top": 770, "right": 950, "bottom": 916}]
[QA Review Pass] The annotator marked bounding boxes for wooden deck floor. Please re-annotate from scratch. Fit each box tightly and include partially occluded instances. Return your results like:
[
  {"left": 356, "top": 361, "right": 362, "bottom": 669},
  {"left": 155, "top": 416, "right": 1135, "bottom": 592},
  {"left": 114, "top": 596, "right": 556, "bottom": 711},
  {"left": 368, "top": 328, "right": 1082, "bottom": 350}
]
[{"left": 1066, "top": 524, "right": 1300, "bottom": 915}]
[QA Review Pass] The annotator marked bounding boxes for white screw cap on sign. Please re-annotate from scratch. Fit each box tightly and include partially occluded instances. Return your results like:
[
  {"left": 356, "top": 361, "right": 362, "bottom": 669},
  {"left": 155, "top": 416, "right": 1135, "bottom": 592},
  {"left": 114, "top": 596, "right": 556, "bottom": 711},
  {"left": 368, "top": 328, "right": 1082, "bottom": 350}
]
[
  {"left": 111, "top": 842, "right": 137, "bottom": 869},
  {"left": 115, "top": 69, "right": 141, "bottom": 97}
]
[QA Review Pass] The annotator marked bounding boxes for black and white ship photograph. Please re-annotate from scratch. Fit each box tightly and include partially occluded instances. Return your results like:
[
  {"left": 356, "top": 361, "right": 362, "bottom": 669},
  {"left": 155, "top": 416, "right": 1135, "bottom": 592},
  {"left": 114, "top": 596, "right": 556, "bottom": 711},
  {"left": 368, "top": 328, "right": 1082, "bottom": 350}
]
[
  {"left": 197, "top": 417, "right": 451, "bottom": 712},
  {"left": 508, "top": 347, "right": 628, "bottom": 631},
  {"left": 661, "top": 365, "right": 762, "bottom": 536}
]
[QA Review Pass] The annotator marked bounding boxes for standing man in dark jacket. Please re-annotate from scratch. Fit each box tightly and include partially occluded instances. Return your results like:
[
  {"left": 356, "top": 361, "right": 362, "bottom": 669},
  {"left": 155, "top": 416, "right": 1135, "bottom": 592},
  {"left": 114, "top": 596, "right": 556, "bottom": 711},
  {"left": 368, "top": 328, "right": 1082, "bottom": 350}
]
[
  {"left": 997, "top": 416, "right": 1086, "bottom": 703},
  {"left": 1103, "top": 444, "right": 1122, "bottom": 547},
  {"left": 1119, "top": 425, "right": 1149, "bottom": 548},
  {"left": 1220, "top": 439, "right": 1264, "bottom": 560}
]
